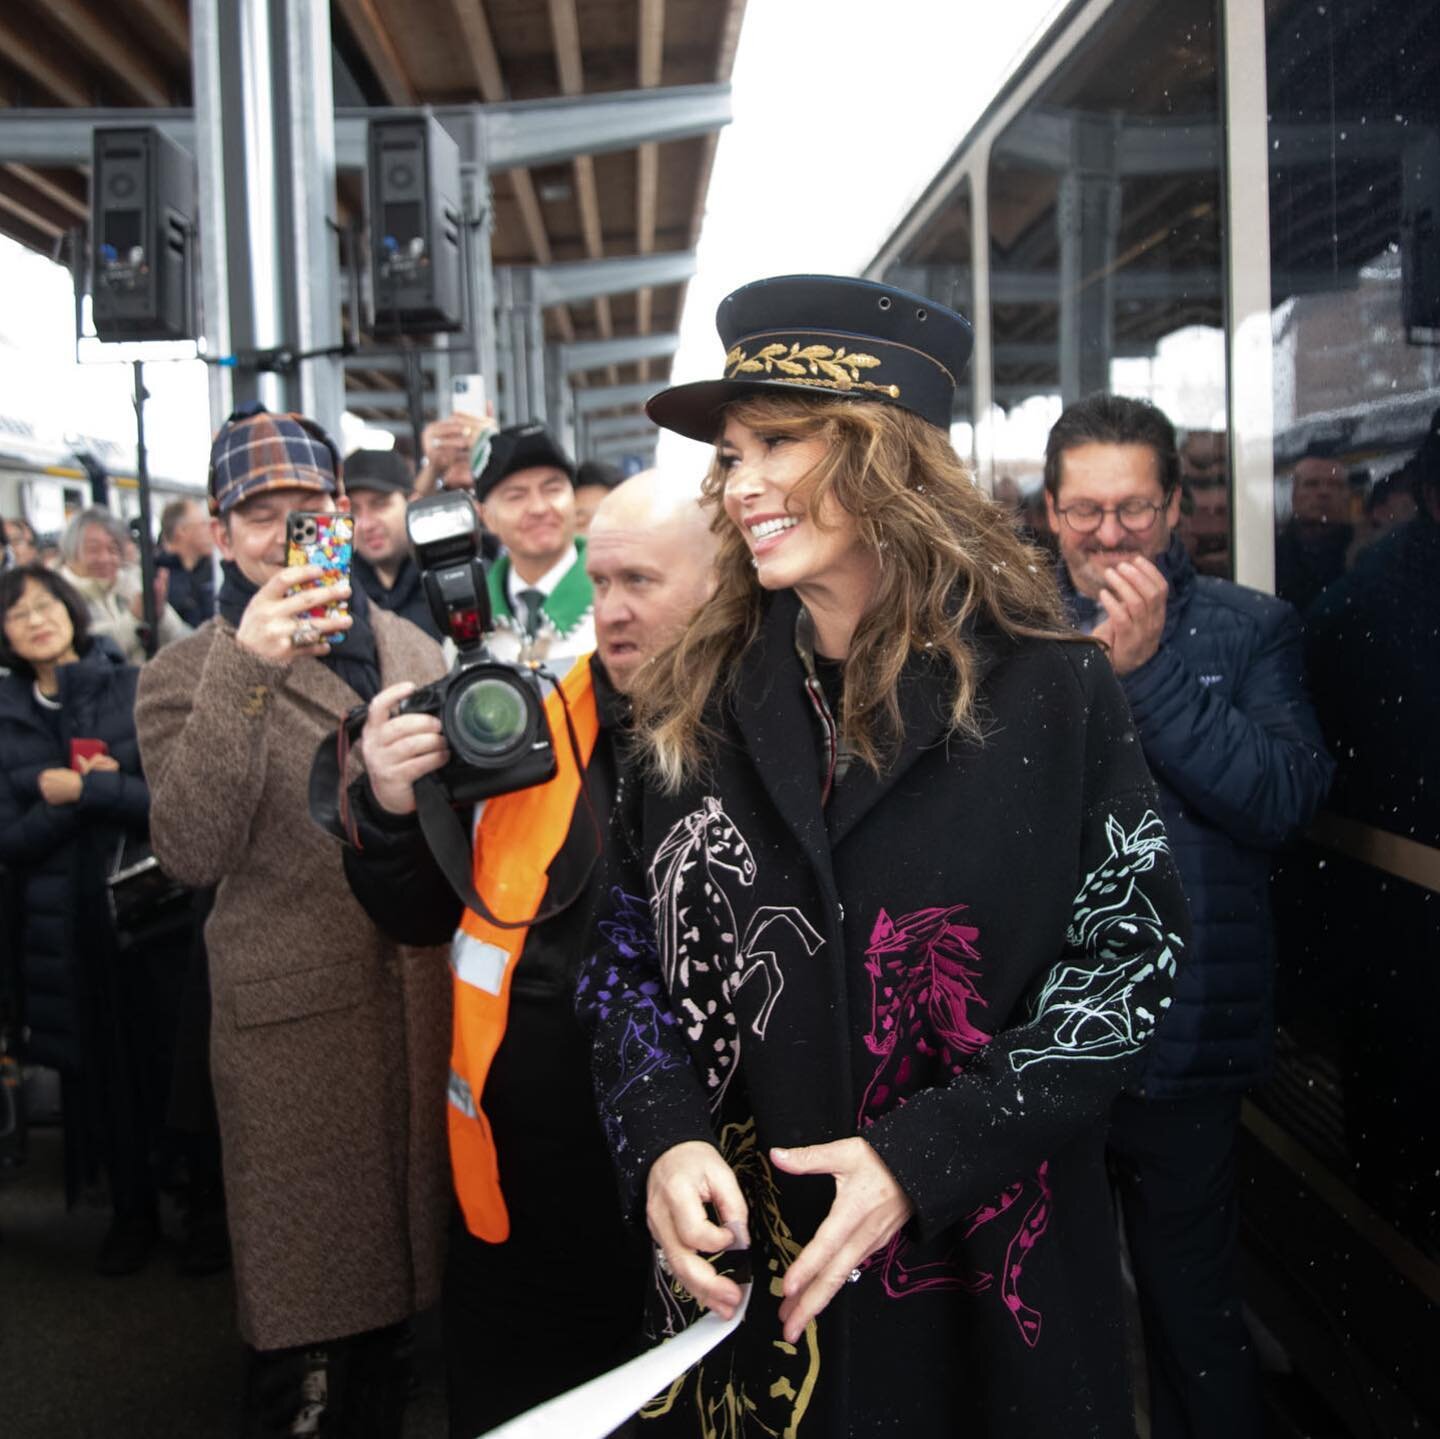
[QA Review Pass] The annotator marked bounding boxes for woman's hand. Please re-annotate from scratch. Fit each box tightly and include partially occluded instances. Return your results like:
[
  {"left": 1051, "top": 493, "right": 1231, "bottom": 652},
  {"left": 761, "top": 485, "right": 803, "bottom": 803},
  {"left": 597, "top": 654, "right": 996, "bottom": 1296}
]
[
  {"left": 38, "top": 768, "right": 83, "bottom": 805},
  {"left": 77, "top": 753, "right": 120, "bottom": 775},
  {"left": 360, "top": 681, "right": 449, "bottom": 816},
  {"left": 647, "top": 1140, "right": 751, "bottom": 1320},
  {"left": 234, "top": 565, "right": 351, "bottom": 665},
  {"left": 771, "top": 1137, "right": 914, "bottom": 1343}
]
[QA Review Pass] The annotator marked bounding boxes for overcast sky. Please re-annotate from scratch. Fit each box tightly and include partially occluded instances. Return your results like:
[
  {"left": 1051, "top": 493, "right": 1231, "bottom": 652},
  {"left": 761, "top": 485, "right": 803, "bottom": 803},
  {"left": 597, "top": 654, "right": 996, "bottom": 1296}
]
[
  {"left": 655, "top": 0, "right": 1063, "bottom": 475},
  {"left": 0, "top": 2, "right": 1063, "bottom": 495}
]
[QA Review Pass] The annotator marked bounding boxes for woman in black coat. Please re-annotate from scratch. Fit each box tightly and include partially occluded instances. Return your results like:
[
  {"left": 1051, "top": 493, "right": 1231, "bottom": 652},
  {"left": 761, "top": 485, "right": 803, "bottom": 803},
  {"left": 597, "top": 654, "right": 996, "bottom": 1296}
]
[
  {"left": 0, "top": 564, "right": 158, "bottom": 1272},
  {"left": 580, "top": 277, "right": 1192, "bottom": 1438}
]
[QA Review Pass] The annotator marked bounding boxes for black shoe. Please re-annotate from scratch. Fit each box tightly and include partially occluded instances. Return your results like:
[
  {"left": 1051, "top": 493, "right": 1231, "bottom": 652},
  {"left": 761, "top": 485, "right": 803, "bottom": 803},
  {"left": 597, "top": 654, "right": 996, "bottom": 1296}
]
[
  {"left": 96, "top": 1213, "right": 160, "bottom": 1276},
  {"left": 178, "top": 1204, "right": 231, "bottom": 1276}
]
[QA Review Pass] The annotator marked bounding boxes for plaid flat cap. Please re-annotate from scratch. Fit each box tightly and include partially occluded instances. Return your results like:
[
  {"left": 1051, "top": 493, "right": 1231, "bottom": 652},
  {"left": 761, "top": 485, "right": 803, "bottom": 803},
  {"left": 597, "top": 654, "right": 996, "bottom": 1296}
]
[{"left": 208, "top": 407, "right": 342, "bottom": 516}]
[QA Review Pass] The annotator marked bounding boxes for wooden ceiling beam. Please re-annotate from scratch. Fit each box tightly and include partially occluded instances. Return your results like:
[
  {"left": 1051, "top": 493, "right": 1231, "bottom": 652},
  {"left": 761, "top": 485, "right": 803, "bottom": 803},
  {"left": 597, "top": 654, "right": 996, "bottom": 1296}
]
[
  {"left": 634, "top": 0, "right": 666, "bottom": 380},
  {"left": 3, "top": 164, "right": 86, "bottom": 222},
  {"left": 547, "top": 0, "right": 613, "bottom": 384},
  {"left": 0, "top": 14, "right": 92, "bottom": 106},
  {"left": 127, "top": 0, "right": 190, "bottom": 68},
  {"left": 446, "top": 0, "right": 573, "bottom": 346},
  {"left": 0, "top": 182, "right": 66, "bottom": 241},
  {"left": 40, "top": 0, "right": 172, "bottom": 108},
  {"left": 445, "top": 0, "right": 505, "bottom": 102},
  {"left": 334, "top": 0, "right": 416, "bottom": 104}
]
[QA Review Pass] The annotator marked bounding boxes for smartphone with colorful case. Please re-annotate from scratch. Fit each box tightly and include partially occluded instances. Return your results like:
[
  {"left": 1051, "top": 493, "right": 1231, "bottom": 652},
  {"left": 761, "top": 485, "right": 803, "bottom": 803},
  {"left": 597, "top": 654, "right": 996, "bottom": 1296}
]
[{"left": 286, "top": 511, "right": 354, "bottom": 646}]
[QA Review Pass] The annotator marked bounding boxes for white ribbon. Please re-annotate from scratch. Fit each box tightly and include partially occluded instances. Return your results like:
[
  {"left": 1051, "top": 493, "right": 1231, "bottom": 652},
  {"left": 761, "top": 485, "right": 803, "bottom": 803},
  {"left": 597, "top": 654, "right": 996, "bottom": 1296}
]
[{"left": 476, "top": 1282, "right": 751, "bottom": 1439}]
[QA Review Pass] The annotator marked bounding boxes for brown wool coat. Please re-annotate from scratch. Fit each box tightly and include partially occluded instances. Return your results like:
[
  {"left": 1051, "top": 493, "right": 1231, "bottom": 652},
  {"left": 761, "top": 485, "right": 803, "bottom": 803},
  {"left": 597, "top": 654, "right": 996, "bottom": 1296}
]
[{"left": 135, "top": 612, "right": 452, "bottom": 1350}]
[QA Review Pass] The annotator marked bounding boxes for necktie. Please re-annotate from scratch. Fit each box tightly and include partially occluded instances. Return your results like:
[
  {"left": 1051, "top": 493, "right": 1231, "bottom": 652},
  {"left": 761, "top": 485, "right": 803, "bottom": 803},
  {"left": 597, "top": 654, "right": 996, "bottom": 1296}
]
[{"left": 517, "top": 587, "right": 546, "bottom": 639}]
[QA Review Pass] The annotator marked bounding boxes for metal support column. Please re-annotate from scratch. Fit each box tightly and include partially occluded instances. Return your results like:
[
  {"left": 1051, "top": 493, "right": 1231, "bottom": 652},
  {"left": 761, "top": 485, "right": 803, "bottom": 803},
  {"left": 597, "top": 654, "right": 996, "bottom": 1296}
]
[
  {"left": 1057, "top": 117, "right": 1121, "bottom": 404},
  {"left": 493, "top": 266, "right": 519, "bottom": 425},
  {"left": 459, "top": 112, "right": 499, "bottom": 414},
  {"left": 191, "top": 0, "right": 343, "bottom": 435},
  {"left": 545, "top": 344, "right": 575, "bottom": 457}
]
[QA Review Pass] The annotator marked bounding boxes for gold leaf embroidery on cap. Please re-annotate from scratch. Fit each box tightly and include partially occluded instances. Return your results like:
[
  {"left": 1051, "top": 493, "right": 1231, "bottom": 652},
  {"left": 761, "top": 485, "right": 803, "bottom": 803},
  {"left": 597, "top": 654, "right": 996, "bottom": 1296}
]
[{"left": 724, "top": 343, "right": 899, "bottom": 399}]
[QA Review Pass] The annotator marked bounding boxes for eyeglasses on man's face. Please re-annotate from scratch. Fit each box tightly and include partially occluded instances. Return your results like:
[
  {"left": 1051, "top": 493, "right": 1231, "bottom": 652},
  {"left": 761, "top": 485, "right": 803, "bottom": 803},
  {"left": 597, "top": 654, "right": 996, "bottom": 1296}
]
[{"left": 1054, "top": 498, "right": 1168, "bottom": 535}]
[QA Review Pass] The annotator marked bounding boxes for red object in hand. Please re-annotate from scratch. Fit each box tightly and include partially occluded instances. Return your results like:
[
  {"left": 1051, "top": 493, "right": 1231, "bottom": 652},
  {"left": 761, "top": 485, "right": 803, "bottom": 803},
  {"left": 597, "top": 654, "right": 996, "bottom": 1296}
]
[{"left": 70, "top": 738, "right": 108, "bottom": 771}]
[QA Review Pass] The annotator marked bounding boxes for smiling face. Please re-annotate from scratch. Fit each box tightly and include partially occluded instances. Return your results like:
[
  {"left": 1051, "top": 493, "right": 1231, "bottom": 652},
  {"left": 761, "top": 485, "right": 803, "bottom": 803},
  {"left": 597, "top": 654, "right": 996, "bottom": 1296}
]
[
  {"left": 75, "top": 521, "right": 123, "bottom": 586},
  {"left": 479, "top": 465, "right": 576, "bottom": 575},
  {"left": 1046, "top": 441, "right": 1180, "bottom": 601},
  {"left": 718, "top": 415, "right": 873, "bottom": 606},
  {"left": 3, "top": 576, "right": 77, "bottom": 669}
]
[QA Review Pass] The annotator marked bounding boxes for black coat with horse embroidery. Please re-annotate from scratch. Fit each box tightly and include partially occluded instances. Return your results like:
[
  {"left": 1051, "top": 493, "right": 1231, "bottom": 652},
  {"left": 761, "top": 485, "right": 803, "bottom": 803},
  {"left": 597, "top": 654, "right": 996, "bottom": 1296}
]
[{"left": 579, "top": 589, "right": 1191, "bottom": 1438}]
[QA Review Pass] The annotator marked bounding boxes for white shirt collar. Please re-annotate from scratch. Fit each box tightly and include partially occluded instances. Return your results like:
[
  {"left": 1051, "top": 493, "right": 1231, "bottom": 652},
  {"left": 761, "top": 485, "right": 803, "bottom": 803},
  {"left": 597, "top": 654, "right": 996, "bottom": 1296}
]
[{"left": 506, "top": 542, "right": 578, "bottom": 607}]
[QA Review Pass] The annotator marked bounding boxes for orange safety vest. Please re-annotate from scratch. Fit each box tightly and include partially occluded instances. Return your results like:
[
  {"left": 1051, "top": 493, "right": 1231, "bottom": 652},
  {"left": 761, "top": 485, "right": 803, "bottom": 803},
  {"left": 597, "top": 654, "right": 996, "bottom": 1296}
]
[{"left": 446, "top": 659, "right": 602, "bottom": 1242}]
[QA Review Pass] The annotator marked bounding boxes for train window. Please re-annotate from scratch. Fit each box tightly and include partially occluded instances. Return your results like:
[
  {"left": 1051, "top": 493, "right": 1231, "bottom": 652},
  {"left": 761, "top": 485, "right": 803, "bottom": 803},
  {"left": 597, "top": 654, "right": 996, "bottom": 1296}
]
[
  {"left": 1263, "top": 0, "right": 1440, "bottom": 1283},
  {"left": 880, "top": 177, "right": 977, "bottom": 466},
  {"left": 986, "top": 0, "right": 1230, "bottom": 574}
]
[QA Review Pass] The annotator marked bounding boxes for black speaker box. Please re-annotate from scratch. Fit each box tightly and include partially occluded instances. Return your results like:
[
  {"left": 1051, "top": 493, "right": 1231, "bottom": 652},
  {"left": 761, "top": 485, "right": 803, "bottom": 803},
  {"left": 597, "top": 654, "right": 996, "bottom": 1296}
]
[
  {"left": 368, "top": 115, "right": 465, "bottom": 334},
  {"left": 91, "top": 126, "right": 195, "bottom": 342}
]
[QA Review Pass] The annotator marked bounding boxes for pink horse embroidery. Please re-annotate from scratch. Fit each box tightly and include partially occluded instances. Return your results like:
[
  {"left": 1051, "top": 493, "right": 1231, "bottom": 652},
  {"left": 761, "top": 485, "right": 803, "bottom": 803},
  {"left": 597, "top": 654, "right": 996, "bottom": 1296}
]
[{"left": 859, "top": 905, "right": 1052, "bottom": 1347}]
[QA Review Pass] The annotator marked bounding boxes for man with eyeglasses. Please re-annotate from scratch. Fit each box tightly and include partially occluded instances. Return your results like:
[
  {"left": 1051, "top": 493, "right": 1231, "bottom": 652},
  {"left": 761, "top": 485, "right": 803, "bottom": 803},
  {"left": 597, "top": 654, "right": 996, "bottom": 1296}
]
[{"left": 1045, "top": 393, "right": 1334, "bottom": 1439}]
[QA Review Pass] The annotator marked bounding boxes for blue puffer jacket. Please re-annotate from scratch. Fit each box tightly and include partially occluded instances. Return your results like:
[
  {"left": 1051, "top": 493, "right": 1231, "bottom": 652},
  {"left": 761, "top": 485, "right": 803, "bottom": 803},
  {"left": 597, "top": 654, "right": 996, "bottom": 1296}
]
[
  {"left": 1061, "top": 538, "right": 1334, "bottom": 1096},
  {"left": 0, "top": 640, "right": 150, "bottom": 1070}
]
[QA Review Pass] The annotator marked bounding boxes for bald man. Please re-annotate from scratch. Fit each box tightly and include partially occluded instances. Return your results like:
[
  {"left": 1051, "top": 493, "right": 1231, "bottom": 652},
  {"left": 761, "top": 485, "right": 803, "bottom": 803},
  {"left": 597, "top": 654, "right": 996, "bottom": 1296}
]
[{"left": 341, "top": 471, "right": 718, "bottom": 1437}]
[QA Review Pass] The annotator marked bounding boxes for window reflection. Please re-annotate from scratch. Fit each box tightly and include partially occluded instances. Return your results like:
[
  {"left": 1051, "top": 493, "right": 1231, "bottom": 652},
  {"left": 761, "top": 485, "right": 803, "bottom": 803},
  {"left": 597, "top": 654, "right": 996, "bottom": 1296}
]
[
  {"left": 1264, "top": 0, "right": 1440, "bottom": 1260},
  {"left": 882, "top": 179, "right": 976, "bottom": 466},
  {"left": 984, "top": 0, "right": 1229, "bottom": 567}
]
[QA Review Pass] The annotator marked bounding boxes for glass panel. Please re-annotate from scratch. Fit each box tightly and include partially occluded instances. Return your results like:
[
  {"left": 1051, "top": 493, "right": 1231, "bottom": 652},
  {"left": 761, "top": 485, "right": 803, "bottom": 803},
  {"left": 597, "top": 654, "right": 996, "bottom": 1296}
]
[
  {"left": 880, "top": 177, "right": 976, "bottom": 465},
  {"left": 985, "top": 0, "right": 1230, "bottom": 572},
  {"left": 1263, "top": 0, "right": 1440, "bottom": 1267}
]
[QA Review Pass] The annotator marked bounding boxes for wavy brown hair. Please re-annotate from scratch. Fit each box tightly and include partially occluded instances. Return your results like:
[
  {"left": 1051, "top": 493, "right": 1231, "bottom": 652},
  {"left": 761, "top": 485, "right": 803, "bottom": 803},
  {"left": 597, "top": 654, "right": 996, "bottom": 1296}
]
[{"left": 635, "top": 393, "right": 1083, "bottom": 791}]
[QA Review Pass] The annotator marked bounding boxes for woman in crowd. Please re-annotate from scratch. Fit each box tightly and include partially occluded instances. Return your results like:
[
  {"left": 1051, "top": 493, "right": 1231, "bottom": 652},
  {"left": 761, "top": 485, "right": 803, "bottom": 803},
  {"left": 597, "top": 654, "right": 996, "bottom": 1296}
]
[
  {"left": 580, "top": 275, "right": 1191, "bottom": 1436},
  {"left": 0, "top": 564, "right": 159, "bottom": 1272}
]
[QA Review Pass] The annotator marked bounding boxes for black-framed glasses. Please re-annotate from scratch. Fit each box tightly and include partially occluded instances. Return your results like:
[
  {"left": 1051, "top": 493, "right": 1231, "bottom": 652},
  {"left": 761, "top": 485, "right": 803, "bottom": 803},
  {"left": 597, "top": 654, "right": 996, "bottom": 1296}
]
[{"left": 1054, "top": 499, "right": 1167, "bottom": 535}]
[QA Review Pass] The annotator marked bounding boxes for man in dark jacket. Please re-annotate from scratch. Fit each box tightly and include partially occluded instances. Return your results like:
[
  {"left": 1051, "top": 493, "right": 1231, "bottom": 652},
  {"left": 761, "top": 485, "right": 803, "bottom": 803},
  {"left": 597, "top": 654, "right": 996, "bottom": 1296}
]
[
  {"left": 156, "top": 497, "right": 217, "bottom": 629},
  {"left": 343, "top": 471, "right": 716, "bottom": 1437},
  {"left": 1046, "top": 394, "right": 1334, "bottom": 1439},
  {"left": 345, "top": 449, "right": 443, "bottom": 640}
]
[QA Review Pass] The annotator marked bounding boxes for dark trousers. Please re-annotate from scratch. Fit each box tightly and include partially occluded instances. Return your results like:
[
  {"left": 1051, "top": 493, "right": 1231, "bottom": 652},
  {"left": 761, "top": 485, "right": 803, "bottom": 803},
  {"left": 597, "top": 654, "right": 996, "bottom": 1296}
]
[
  {"left": 442, "top": 1210, "right": 645, "bottom": 1439},
  {"left": 1108, "top": 1092, "right": 1263, "bottom": 1439},
  {"left": 240, "top": 1322, "right": 412, "bottom": 1439}
]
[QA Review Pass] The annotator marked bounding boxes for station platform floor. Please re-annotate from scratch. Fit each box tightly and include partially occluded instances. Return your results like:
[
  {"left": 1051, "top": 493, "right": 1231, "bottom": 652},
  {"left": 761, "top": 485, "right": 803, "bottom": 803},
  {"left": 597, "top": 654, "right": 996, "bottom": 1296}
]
[{"left": 0, "top": 1124, "right": 446, "bottom": 1439}]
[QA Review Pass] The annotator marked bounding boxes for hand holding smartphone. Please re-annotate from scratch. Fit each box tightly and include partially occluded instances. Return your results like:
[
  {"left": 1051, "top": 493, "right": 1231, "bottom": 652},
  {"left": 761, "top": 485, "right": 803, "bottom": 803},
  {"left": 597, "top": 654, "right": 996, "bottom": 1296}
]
[{"left": 286, "top": 512, "right": 355, "bottom": 647}]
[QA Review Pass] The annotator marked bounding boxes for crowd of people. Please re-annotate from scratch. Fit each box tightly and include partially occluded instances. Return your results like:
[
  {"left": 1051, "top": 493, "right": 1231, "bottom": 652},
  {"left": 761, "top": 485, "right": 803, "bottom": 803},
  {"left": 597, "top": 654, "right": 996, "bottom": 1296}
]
[{"left": 4, "top": 266, "right": 1402, "bottom": 1439}]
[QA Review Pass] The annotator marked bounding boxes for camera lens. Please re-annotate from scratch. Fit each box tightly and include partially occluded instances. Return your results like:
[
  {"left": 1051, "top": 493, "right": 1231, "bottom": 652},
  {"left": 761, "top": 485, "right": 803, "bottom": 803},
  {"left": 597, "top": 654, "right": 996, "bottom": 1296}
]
[{"left": 451, "top": 675, "right": 530, "bottom": 759}]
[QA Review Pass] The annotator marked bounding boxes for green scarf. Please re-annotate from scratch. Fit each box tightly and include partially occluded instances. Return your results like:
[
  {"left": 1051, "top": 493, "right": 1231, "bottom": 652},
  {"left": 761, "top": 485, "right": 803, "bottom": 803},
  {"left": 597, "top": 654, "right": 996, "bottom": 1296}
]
[{"left": 486, "top": 536, "right": 593, "bottom": 637}]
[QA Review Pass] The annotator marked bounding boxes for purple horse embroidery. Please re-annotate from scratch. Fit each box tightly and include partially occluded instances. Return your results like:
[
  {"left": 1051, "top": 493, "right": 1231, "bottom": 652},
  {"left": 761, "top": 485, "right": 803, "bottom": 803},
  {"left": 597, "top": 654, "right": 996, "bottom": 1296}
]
[{"left": 858, "top": 903, "right": 1051, "bottom": 1347}]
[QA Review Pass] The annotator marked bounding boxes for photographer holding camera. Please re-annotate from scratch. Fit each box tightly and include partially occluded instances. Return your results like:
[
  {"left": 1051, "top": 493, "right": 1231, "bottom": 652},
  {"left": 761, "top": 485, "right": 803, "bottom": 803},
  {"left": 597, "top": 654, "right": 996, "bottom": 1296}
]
[
  {"left": 341, "top": 470, "right": 718, "bottom": 1437},
  {"left": 134, "top": 409, "right": 452, "bottom": 1439}
]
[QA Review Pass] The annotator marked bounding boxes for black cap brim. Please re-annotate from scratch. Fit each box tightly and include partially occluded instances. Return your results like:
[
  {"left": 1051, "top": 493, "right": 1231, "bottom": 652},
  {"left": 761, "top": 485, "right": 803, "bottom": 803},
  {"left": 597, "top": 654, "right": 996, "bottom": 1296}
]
[{"left": 646, "top": 377, "right": 906, "bottom": 444}]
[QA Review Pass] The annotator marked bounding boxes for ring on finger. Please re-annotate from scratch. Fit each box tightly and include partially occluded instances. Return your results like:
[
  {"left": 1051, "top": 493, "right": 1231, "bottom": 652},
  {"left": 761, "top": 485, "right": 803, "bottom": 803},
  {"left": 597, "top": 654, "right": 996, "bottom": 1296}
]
[
  {"left": 846, "top": 1267, "right": 863, "bottom": 1285},
  {"left": 291, "top": 619, "right": 321, "bottom": 648}
]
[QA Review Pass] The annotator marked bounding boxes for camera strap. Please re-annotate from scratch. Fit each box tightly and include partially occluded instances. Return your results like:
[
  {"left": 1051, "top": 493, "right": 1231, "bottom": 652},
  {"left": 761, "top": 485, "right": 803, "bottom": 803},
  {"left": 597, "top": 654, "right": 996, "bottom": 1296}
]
[
  {"left": 412, "top": 662, "right": 605, "bottom": 931},
  {"left": 311, "top": 668, "right": 606, "bottom": 933}
]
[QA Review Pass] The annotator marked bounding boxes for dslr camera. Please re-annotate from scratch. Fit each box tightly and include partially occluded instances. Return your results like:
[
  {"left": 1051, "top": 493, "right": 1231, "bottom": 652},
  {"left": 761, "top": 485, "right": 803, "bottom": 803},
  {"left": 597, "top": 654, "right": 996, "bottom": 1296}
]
[{"left": 397, "top": 491, "right": 557, "bottom": 804}]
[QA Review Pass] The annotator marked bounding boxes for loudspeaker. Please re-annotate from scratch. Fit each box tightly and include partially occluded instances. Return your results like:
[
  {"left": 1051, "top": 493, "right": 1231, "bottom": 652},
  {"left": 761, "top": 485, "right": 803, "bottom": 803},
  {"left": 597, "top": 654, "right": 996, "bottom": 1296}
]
[
  {"left": 91, "top": 126, "right": 195, "bottom": 342},
  {"left": 367, "top": 115, "right": 465, "bottom": 334}
]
